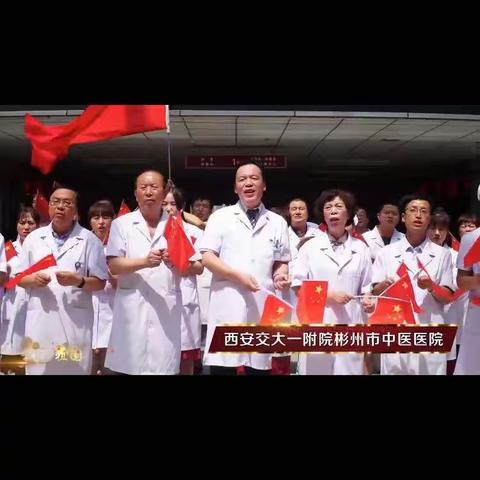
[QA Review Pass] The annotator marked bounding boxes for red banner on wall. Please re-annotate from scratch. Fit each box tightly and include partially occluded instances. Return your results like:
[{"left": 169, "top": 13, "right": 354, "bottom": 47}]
[{"left": 209, "top": 325, "right": 457, "bottom": 354}]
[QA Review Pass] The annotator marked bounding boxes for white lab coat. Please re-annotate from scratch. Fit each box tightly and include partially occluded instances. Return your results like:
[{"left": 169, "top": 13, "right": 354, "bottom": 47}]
[
  {"left": 0, "top": 239, "right": 28, "bottom": 355},
  {"left": 0, "top": 234, "right": 6, "bottom": 307},
  {"left": 363, "top": 226, "right": 405, "bottom": 261},
  {"left": 372, "top": 237, "right": 454, "bottom": 375},
  {"left": 180, "top": 222, "right": 203, "bottom": 351},
  {"left": 199, "top": 202, "right": 291, "bottom": 370},
  {"left": 292, "top": 233, "right": 372, "bottom": 375},
  {"left": 14, "top": 223, "right": 108, "bottom": 375},
  {"left": 454, "top": 228, "right": 480, "bottom": 374},
  {"left": 444, "top": 247, "right": 468, "bottom": 347},
  {"left": 105, "top": 210, "right": 201, "bottom": 375},
  {"left": 91, "top": 246, "right": 115, "bottom": 350}
]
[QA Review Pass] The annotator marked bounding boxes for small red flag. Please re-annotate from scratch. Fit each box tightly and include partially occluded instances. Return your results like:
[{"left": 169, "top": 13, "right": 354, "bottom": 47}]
[
  {"left": 390, "top": 263, "right": 422, "bottom": 313},
  {"left": 450, "top": 232, "right": 460, "bottom": 252},
  {"left": 464, "top": 235, "right": 480, "bottom": 267},
  {"left": 5, "top": 254, "right": 57, "bottom": 289},
  {"left": 34, "top": 190, "right": 50, "bottom": 220},
  {"left": 259, "top": 294, "right": 293, "bottom": 326},
  {"left": 25, "top": 105, "right": 169, "bottom": 174},
  {"left": 4, "top": 240, "right": 17, "bottom": 262},
  {"left": 117, "top": 200, "right": 131, "bottom": 218},
  {"left": 417, "top": 259, "right": 457, "bottom": 304},
  {"left": 296, "top": 280, "right": 328, "bottom": 325},
  {"left": 319, "top": 223, "right": 327, "bottom": 232},
  {"left": 368, "top": 297, "right": 415, "bottom": 325},
  {"left": 163, "top": 213, "right": 196, "bottom": 273}
]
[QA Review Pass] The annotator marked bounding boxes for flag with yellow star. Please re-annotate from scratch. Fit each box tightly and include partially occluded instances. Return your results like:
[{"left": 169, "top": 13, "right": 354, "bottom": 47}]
[
  {"left": 382, "top": 263, "right": 422, "bottom": 313},
  {"left": 4, "top": 240, "right": 17, "bottom": 262},
  {"left": 296, "top": 280, "right": 328, "bottom": 325},
  {"left": 368, "top": 297, "right": 415, "bottom": 325},
  {"left": 259, "top": 294, "right": 293, "bottom": 326}
]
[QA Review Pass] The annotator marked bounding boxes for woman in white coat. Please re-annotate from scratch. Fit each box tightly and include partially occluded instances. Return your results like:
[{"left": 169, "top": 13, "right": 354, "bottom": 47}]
[
  {"left": 88, "top": 200, "right": 117, "bottom": 375},
  {"left": 292, "top": 189, "right": 374, "bottom": 375},
  {"left": 0, "top": 207, "right": 39, "bottom": 375},
  {"left": 363, "top": 202, "right": 405, "bottom": 262},
  {"left": 16, "top": 188, "right": 108, "bottom": 375},
  {"left": 163, "top": 188, "right": 204, "bottom": 375}
]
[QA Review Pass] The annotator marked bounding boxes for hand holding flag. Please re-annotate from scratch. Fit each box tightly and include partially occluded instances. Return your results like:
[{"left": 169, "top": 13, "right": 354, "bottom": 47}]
[
  {"left": 5, "top": 254, "right": 57, "bottom": 289},
  {"left": 163, "top": 212, "right": 196, "bottom": 273}
]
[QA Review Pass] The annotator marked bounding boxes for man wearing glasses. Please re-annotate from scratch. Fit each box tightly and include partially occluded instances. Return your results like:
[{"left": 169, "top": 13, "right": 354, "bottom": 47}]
[
  {"left": 14, "top": 188, "right": 108, "bottom": 375},
  {"left": 371, "top": 194, "right": 455, "bottom": 375}
]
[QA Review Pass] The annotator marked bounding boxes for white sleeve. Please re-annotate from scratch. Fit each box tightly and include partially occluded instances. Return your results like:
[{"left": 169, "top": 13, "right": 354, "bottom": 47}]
[
  {"left": 198, "top": 213, "right": 223, "bottom": 254},
  {"left": 457, "top": 232, "right": 474, "bottom": 272},
  {"left": 274, "top": 219, "right": 291, "bottom": 263},
  {"left": 0, "top": 235, "right": 6, "bottom": 273},
  {"left": 359, "top": 248, "right": 373, "bottom": 294},
  {"left": 438, "top": 250, "right": 454, "bottom": 291},
  {"left": 12, "top": 236, "right": 31, "bottom": 275},
  {"left": 106, "top": 219, "right": 126, "bottom": 258},
  {"left": 86, "top": 236, "right": 109, "bottom": 281},
  {"left": 291, "top": 243, "right": 310, "bottom": 288},
  {"left": 371, "top": 248, "right": 388, "bottom": 285}
]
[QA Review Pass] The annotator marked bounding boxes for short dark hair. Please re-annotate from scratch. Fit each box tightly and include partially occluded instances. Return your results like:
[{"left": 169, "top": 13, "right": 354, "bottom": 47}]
[
  {"left": 458, "top": 212, "right": 480, "bottom": 228},
  {"left": 429, "top": 208, "right": 450, "bottom": 230},
  {"left": 88, "top": 200, "right": 115, "bottom": 223},
  {"left": 314, "top": 189, "right": 356, "bottom": 224},
  {"left": 234, "top": 161, "right": 266, "bottom": 183},
  {"left": 377, "top": 201, "right": 400, "bottom": 214},
  {"left": 51, "top": 188, "right": 80, "bottom": 207},
  {"left": 399, "top": 193, "right": 432, "bottom": 214},
  {"left": 135, "top": 170, "right": 167, "bottom": 189},
  {"left": 17, "top": 206, "right": 40, "bottom": 226},
  {"left": 287, "top": 198, "right": 309, "bottom": 226},
  {"left": 192, "top": 196, "right": 213, "bottom": 209}
]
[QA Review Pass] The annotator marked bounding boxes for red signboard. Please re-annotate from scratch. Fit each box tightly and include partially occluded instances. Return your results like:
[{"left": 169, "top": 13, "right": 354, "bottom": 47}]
[{"left": 185, "top": 155, "right": 287, "bottom": 170}]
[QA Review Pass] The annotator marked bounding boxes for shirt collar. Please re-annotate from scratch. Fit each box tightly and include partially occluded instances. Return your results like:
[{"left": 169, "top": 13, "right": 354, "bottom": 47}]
[{"left": 401, "top": 235, "right": 428, "bottom": 254}]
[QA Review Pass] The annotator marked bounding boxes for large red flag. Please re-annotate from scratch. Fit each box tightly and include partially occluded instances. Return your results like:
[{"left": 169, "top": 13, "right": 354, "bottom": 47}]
[
  {"left": 388, "top": 263, "right": 422, "bottom": 313},
  {"left": 464, "top": 235, "right": 480, "bottom": 267},
  {"left": 4, "top": 241, "right": 18, "bottom": 262},
  {"left": 259, "top": 294, "right": 293, "bottom": 326},
  {"left": 296, "top": 280, "right": 328, "bottom": 325},
  {"left": 163, "top": 213, "right": 195, "bottom": 273},
  {"left": 368, "top": 297, "right": 415, "bottom": 325},
  {"left": 5, "top": 254, "right": 57, "bottom": 289},
  {"left": 25, "top": 105, "right": 169, "bottom": 174}
]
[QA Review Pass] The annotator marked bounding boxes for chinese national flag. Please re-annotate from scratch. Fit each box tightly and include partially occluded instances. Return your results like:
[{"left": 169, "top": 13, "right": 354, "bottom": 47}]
[
  {"left": 4, "top": 241, "right": 17, "bottom": 262},
  {"left": 319, "top": 223, "right": 327, "bottom": 232},
  {"left": 387, "top": 263, "right": 422, "bottom": 313},
  {"left": 417, "top": 259, "right": 457, "bottom": 304},
  {"left": 259, "top": 294, "right": 293, "bottom": 326},
  {"left": 163, "top": 213, "right": 195, "bottom": 273},
  {"left": 34, "top": 190, "right": 50, "bottom": 219},
  {"left": 117, "top": 200, "right": 131, "bottom": 217},
  {"left": 5, "top": 253, "right": 57, "bottom": 289},
  {"left": 464, "top": 235, "right": 480, "bottom": 267},
  {"left": 104, "top": 200, "right": 131, "bottom": 245},
  {"left": 450, "top": 232, "right": 460, "bottom": 252},
  {"left": 25, "top": 105, "right": 169, "bottom": 174},
  {"left": 368, "top": 297, "right": 415, "bottom": 325},
  {"left": 296, "top": 280, "right": 328, "bottom": 325}
]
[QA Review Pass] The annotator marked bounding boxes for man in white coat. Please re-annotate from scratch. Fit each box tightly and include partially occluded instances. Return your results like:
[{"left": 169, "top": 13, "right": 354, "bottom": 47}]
[
  {"left": 371, "top": 194, "right": 455, "bottom": 375},
  {"left": 363, "top": 202, "right": 405, "bottom": 261},
  {"left": 16, "top": 188, "right": 108, "bottom": 375},
  {"left": 105, "top": 170, "right": 203, "bottom": 375},
  {"left": 199, "top": 162, "right": 291, "bottom": 375}
]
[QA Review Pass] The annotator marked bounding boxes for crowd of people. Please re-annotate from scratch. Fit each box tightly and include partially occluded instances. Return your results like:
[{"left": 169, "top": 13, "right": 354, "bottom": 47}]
[{"left": 1, "top": 161, "right": 479, "bottom": 375}]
